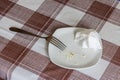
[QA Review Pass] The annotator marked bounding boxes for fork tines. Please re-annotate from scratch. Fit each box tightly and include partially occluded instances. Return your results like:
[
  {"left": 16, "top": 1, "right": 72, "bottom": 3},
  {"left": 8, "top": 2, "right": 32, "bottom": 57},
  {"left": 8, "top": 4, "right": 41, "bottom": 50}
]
[{"left": 50, "top": 37, "right": 66, "bottom": 51}]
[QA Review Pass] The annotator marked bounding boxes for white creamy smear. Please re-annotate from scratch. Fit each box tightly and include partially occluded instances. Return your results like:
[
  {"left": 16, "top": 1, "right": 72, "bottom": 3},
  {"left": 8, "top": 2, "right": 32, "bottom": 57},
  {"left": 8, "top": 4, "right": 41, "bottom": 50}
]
[{"left": 74, "top": 29, "right": 102, "bottom": 49}]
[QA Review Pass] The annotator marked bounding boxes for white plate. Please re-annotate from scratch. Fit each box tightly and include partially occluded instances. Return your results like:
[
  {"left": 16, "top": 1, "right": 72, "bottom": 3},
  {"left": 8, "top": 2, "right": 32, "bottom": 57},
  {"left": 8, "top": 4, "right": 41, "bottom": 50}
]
[{"left": 48, "top": 27, "right": 102, "bottom": 69}]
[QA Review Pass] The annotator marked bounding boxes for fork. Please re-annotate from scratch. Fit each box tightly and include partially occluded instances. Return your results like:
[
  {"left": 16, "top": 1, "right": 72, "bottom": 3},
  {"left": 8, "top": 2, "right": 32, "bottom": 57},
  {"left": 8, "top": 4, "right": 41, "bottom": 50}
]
[{"left": 9, "top": 27, "right": 66, "bottom": 51}]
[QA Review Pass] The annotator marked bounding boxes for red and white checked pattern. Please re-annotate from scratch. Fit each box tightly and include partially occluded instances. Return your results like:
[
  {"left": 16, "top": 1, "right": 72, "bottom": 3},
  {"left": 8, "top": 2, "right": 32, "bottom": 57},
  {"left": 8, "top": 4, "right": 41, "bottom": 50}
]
[{"left": 0, "top": 0, "right": 120, "bottom": 80}]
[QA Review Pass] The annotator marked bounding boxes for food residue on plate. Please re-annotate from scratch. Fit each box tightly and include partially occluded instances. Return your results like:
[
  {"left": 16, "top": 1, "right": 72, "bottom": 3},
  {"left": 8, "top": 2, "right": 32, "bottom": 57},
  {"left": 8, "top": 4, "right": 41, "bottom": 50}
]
[
  {"left": 65, "top": 51, "right": 87, "bottom": 60},
  {"left": 66, "top": 52, "right": 75, "bottom": 60}
]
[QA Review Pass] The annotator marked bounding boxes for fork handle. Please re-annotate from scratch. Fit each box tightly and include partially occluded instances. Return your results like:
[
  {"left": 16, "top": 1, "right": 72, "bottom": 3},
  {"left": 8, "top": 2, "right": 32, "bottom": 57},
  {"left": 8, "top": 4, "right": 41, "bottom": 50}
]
[{"left": 9, "top": 27, "right": 48, "bottom": 39}]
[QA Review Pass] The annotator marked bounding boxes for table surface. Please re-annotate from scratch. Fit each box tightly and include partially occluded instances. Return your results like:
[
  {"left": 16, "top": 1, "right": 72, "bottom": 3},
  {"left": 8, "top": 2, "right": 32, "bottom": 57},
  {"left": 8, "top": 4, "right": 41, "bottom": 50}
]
[{"left": 0, "top": 0, "right": 120, "bottom": 80}]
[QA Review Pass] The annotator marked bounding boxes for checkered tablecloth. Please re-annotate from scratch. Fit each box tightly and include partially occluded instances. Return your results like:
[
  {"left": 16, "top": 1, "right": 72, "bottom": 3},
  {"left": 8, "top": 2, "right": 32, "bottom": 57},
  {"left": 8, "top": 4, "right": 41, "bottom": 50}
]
[{"left": 0, "top": 0, "right": 120, "bottom": 80}]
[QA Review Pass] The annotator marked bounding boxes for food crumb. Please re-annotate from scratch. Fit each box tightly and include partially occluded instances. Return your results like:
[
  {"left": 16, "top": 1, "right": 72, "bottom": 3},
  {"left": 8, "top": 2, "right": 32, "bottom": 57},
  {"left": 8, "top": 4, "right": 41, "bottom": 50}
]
[{"left": 66, "top": 52, "right": 75, "bottom": 59}]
